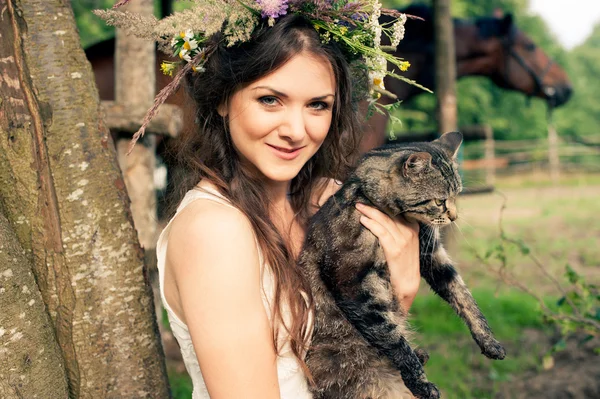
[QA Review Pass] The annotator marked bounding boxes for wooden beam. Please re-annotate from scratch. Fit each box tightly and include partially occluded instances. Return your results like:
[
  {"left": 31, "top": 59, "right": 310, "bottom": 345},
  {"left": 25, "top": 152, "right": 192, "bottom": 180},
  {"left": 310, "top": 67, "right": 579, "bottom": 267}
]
[{"left": 101, "top": 101, "right": 183, "bottom": 137}]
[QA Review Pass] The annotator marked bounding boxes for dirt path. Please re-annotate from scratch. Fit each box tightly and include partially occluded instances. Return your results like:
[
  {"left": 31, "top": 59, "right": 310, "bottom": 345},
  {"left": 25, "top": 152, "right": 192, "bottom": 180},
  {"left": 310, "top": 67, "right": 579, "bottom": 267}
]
[{"left": 495, "top": 334, "right": 600, "bottom": 399}]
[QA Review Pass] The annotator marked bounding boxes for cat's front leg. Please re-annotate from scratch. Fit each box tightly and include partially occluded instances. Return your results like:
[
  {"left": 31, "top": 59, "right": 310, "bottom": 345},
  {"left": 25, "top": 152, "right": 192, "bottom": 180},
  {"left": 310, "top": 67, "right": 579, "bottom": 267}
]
[
  {"left": 420, "top": 239, "right": 506, "bottom": 360},
  {"left": 332, "top": 268, "right": 440, "bottom": 399}
]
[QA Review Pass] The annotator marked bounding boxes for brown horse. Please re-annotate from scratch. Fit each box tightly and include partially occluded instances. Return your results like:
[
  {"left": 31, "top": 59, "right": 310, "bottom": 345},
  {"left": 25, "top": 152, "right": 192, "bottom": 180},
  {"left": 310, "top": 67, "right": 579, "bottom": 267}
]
[
  {"left": 86, "top": 4, "right": 572, "bottom": 152},
  {"left": 360, "top": 4, "right": 572, "bottom": 150}
]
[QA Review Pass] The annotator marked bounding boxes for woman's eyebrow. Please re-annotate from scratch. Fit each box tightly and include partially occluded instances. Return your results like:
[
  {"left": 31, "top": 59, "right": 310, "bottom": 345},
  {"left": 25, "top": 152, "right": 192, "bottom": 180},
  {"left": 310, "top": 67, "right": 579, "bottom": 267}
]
[{"left": 252, "top": 86, "right": 335, "bottom": 101}]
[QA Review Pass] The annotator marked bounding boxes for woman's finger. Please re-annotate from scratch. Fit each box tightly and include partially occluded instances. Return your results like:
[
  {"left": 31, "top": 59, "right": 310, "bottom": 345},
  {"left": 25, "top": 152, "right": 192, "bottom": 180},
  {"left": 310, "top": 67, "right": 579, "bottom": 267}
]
[
  {"left": 355, "top": 203, "right": 401, "bottom": 237},
  {"left": 358, "top": 215, "right": 398, "bottom": 248}
]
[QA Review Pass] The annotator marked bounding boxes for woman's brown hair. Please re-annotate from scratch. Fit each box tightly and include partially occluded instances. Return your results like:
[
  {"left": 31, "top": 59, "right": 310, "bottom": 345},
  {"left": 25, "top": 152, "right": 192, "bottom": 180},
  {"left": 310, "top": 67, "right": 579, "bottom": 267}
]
[{"left": 169, "top": 14, "right": 364, "bottom": 376}]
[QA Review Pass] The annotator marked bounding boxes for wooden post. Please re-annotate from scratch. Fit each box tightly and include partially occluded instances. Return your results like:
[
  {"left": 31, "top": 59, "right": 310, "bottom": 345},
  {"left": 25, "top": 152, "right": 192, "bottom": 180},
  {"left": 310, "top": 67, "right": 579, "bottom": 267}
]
[
  {"left": 548, "top": 123, "right": 560, "bottom": 184},
  {"left": 433, "top": 0, "right": 457, "bottom": 134},
  {"left": 484, "top": 124, "right": 496, "bottom": 187},
  {"left": 104, "top": 0, "right": 183, "bottom": 327},
  {"left": 433, "top": 0, "right": 459, "bottom": 253},
  {"left": 115, "top": 0, "right": 157, "bottom": 256}
]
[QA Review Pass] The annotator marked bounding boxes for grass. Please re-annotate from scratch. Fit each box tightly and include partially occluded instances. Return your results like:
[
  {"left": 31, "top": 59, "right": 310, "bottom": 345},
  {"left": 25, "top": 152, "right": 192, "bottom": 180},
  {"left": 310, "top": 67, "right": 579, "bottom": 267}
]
[
  {"left": 168, "top": 367, "right": 193, "bottom": 398},
  {"left": 453, "top": 177, "right": 600, "bottom": 293},
  {"left": 410, "top": 288, "right": 548, "bottom": 399}
]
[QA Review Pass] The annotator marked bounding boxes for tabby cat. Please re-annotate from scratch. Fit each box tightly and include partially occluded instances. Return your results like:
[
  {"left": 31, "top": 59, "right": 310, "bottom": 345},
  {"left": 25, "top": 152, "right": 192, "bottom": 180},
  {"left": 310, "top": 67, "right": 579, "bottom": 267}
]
[{"left": 300, "top": 132, "right": 505, "bottom": 399}]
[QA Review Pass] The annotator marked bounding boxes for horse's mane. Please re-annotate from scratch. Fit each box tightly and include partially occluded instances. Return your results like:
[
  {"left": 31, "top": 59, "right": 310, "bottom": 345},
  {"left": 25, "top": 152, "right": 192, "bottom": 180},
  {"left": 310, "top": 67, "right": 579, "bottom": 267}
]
[
  {"left": 399, "top": 4, "right": 433, "bottom": 22},
  {"left": 396, "top": 4, "right": 511, "bottom": 45},
  {"left": 396, "top": 4, "right": 434, "bottom": 48}
]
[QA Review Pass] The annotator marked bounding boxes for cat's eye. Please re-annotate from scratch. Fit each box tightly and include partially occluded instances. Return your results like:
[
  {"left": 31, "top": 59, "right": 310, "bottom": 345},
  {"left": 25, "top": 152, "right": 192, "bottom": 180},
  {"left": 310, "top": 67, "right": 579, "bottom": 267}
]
[{"left": 434, "top": 199, "right": 445, "bottom": 206}]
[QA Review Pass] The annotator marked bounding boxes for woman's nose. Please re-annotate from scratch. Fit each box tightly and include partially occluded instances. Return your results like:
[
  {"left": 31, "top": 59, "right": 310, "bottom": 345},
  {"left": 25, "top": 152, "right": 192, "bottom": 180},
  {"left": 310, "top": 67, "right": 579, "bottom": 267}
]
[{"left": 279, "top": 108, "right": 306, "bottom": 142}]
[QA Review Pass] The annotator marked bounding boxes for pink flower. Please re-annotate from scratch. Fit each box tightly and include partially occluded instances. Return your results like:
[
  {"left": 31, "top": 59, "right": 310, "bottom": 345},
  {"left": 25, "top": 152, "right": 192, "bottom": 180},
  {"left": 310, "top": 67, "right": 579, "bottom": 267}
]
[{"left": 256, "top": 0, "right": 289, "bottom": 19}]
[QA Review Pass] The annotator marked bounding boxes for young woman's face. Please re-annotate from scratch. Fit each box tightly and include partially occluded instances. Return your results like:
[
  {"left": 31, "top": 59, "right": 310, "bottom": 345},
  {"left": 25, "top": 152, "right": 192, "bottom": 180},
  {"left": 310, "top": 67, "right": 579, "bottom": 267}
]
[{"left": 221, "top": 52, "right": 335, "bottom": 184}]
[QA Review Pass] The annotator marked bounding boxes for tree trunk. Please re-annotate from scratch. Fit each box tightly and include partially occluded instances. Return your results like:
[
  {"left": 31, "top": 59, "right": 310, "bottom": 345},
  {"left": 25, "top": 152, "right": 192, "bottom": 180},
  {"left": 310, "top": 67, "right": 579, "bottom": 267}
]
[
  {"left": 0, "top": 212, "right": 69, "bottom": 399},
  {"left": 0, "top": 1, "right": 170, "bottom": 397}
]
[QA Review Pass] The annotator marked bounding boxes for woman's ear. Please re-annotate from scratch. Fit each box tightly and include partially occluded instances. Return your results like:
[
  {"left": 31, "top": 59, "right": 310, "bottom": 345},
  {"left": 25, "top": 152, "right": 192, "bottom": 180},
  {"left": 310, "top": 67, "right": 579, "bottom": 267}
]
[{"left": 217, "top": 102, "right": 228, "bottom": 117}]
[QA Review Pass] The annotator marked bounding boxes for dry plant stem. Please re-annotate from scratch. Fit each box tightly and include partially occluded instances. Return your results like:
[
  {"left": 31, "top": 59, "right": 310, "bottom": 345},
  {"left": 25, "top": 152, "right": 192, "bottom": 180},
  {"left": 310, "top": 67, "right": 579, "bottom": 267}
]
[
  {"left": 486, "top": 192, "right": 600, "bottom": 331},
  {"left": 113, "top": 0, "right": 132, "bottom": 8},
  {"left": 496, "top": 192, "right": 581, "bottom": 315},
  {"left": 480, "top": 253, "right": 600, "bottom": 331},
  {"left": 373, "top": 86, "right": 398, "bottom": 100}
]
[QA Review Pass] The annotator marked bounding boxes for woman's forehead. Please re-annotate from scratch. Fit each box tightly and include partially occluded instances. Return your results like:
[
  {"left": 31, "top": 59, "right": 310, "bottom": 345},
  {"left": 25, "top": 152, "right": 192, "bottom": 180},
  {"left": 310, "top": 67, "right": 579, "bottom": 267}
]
[{"left": 249, "top": 53, "right": 336, "bottom": 96}]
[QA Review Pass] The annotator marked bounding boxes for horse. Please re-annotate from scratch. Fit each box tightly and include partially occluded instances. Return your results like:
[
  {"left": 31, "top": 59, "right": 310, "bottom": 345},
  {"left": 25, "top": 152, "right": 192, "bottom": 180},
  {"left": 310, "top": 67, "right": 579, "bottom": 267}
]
[
  {"left": 359, "top": 4, "right": 572, "bottom": 151},
  {"left": 85, "top": 4, "right": 572, "bottom": 153}
]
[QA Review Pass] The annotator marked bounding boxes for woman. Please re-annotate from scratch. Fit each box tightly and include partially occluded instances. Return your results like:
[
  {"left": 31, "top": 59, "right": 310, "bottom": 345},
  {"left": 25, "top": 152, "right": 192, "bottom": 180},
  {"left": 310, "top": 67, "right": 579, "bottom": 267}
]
[{"left": 152, "top": 14, "right": 421, "bottom": 398}]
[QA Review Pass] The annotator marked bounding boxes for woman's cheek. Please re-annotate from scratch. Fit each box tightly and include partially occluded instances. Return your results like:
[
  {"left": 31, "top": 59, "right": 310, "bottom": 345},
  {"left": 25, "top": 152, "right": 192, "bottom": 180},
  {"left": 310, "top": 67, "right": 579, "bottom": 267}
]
[{"left": 310, "top": 115, "right": 332, "bottom": 143}]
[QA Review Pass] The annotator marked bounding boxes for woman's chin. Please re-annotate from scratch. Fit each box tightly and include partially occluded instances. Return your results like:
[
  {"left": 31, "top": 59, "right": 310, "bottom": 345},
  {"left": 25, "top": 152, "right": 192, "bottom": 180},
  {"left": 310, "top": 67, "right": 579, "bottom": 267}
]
[{"left": 260, "top": 166, "right": 303, "bottom": 184}]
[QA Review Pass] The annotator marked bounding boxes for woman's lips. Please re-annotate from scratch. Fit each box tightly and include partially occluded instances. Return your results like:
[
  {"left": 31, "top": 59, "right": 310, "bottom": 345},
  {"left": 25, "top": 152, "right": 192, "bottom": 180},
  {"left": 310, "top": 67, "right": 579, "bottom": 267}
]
[{"left": 267, "top": 144, "right": 303, "bottom": 160}]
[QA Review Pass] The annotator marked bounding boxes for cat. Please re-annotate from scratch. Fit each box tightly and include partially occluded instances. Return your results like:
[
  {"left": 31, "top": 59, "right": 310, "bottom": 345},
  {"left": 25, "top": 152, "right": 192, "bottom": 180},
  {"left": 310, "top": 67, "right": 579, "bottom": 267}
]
[{"left": 300, "top": 131, "right": 505, "bottom": 399}]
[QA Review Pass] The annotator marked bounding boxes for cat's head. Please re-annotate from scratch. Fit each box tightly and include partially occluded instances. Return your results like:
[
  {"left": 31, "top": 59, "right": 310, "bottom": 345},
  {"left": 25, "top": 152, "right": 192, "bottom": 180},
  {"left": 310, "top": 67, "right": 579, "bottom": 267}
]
[{"left": 358, "top": 131, "right": 463, "bottom": 226}]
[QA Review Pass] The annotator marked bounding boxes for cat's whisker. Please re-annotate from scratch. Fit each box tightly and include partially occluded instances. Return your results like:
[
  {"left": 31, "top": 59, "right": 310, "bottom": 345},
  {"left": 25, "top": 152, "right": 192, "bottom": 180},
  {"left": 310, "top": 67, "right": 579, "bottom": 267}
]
[
  {"left": 451, "top": 221, "right": 479, "bottom": 255},
  {"left": 424, "top": 225, "right": 435, "bottom": 255},
  {"left": 455, "top": 217, "right": 475, "bottom": 230}
]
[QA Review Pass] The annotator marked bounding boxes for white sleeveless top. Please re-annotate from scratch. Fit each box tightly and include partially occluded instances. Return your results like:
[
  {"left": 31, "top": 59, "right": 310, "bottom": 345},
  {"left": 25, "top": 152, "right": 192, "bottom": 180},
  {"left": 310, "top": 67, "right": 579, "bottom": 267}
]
[{"left": 157, "top": 186, "right": 313, "bottom": 399}]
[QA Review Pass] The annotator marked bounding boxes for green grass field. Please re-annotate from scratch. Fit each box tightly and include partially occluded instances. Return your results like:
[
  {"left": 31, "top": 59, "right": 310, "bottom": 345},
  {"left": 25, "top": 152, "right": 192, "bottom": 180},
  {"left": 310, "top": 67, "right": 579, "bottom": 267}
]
[{"left": 166, "top": 173, "right": 600, "bottom": 398}]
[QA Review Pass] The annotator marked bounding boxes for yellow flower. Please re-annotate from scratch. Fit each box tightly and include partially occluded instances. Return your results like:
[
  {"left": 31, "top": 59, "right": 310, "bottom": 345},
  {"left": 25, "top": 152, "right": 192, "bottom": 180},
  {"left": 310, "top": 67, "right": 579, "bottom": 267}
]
[
  {"left": 340, "top": 26, "right": 348, "bottom": 35},
  {"left": 160, "top": 62, "right": 176, "bottom": 77},
  {"left": 400, "top": 61, "right": 410, "bottom": 72},
  {"left": 373, "top": 77, "right": 382, "bottom": 87}
]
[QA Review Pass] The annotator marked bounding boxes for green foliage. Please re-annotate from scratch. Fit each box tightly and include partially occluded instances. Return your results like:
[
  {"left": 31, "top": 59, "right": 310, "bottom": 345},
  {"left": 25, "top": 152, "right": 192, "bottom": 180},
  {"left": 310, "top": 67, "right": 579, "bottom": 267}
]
[
  {"left": 550, "top": 265, "right": 600, "bottom": 340},
  {"left": 554, "top": 23, "right": 600, "bottom": 140},
  {"left": 71, "top": 0, "right": 116, "bottom": 48}
]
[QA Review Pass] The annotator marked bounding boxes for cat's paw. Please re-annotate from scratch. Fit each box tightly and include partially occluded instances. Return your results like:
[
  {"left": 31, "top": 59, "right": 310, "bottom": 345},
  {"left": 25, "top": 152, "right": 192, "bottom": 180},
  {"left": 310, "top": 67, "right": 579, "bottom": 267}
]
[
  {"left": 411, "top": 381, "right": 440, "bottom": 399},
  {"left": 414, "top": 348, "right": 430, "bottom": 366},
  {"left": 481, "top": 339, "right": 506, "bottom": 360}
]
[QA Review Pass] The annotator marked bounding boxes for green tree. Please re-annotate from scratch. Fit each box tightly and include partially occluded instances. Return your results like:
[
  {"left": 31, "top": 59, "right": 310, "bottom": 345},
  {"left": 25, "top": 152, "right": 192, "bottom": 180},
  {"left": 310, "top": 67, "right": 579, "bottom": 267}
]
[{"left": 554, "top": 23, "right": 600, "bottom": 139}]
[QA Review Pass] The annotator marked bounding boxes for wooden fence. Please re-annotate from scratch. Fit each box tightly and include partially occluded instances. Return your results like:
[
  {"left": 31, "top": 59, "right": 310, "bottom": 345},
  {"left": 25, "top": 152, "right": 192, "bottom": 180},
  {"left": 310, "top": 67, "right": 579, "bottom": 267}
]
[
  {"left": 462, "top": 135, "right": 600, "bottom": 187},
  {"left": 390, "top": 126, "right": 600, "bottom": 191}
]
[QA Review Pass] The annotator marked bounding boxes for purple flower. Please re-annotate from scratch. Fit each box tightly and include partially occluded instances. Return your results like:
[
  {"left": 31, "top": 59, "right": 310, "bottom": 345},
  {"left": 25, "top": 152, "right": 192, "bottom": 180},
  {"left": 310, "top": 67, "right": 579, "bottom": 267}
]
[{"left": 256, "top": 0, "right": 289, "bottom": 19}]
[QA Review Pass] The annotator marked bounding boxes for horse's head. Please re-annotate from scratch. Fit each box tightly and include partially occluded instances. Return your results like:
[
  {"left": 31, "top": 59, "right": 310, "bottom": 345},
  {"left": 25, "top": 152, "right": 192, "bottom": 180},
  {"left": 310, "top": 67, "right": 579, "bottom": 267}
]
[{"left": 459, "top": 13, "right": 572, "bottom": 107}]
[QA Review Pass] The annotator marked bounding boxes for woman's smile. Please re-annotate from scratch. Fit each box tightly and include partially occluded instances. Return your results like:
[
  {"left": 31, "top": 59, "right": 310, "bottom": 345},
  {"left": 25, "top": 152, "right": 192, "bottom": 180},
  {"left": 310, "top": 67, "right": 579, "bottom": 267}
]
[{"left": 267, "top": 144, "right": 306, "bottom": 160}]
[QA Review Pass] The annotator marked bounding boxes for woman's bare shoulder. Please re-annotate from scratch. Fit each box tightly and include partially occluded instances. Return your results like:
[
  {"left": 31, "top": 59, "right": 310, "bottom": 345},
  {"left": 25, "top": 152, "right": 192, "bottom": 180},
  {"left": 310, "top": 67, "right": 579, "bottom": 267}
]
[{"left": 166, "top": 198, "right": 259, "bottom": 280}]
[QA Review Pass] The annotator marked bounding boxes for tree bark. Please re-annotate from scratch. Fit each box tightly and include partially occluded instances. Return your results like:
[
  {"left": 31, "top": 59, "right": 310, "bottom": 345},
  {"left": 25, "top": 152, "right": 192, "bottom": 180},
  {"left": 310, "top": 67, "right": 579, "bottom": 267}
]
[
  {"left": 0, "top": 212, "right": 69, "bottom": 399},
  {"left": 0, "top": 1, "right": 170, "bottom": 397}
]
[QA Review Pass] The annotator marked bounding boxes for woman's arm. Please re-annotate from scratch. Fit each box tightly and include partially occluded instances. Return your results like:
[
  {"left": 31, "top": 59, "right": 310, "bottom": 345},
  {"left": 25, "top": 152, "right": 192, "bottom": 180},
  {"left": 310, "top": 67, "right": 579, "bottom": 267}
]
[{"left": 167, "top": 201, "right": 280, "bottom": 399}]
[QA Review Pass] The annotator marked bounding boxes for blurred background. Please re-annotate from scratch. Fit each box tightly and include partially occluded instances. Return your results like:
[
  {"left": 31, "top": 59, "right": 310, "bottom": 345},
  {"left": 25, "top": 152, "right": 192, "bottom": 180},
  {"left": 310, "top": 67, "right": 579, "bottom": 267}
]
[{"left": 77, "top": 1, "right": 599, "bottom": 398}]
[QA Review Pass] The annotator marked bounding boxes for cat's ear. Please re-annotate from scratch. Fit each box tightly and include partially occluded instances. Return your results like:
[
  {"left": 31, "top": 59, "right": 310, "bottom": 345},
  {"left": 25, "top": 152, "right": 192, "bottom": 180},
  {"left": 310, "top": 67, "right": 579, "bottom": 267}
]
[
  {"left": 434, "top": 131, "right": 463, "bottom": 159},
  {"left": 403, "top": 152, "right": 432, "bottom": 176}
]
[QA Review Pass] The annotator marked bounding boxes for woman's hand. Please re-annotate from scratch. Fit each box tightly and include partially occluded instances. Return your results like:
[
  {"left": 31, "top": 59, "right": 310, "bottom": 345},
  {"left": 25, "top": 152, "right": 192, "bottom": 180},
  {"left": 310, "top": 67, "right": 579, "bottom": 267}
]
[{"left": 355, "top": 203, "right": 421, "bottom": 312}]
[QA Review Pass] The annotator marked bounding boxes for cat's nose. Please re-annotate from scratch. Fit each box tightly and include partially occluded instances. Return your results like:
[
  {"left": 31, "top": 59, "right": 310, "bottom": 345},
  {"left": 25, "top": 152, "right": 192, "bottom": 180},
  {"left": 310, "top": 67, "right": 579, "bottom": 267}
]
[{"left": 448, "top": 210, "right": 457, "bottom": 222}]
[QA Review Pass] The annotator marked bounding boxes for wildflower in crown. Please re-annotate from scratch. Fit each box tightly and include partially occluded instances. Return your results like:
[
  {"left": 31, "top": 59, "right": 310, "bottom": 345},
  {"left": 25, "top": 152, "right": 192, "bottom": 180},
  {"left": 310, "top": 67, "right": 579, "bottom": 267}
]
[{"left": 256, "top": 0, "right": 289, "bottom": 26}]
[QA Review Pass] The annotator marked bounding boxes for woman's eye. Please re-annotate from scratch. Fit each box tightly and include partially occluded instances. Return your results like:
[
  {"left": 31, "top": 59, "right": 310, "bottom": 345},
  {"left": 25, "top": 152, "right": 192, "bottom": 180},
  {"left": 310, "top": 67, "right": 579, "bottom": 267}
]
[
  {"left": 258, "top": 96, "right": 278, "bottom": 106},
  {"left": 524, "top": 43, "right": 536, "bottom": 52},
  {"left": 434, "top": 199, "right": 445, "bottom": 206},
  {"left": 309, "top": 101, "right": 330, "bottom": 111}
]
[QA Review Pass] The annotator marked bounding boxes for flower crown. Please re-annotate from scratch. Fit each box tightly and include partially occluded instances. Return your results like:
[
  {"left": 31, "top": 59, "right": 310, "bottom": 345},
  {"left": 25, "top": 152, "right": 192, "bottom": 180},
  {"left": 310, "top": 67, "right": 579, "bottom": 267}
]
[{"left": 95, "top": 0, "right": 426, "bottom": 151}]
